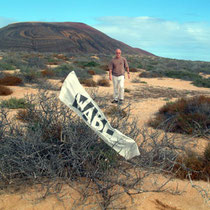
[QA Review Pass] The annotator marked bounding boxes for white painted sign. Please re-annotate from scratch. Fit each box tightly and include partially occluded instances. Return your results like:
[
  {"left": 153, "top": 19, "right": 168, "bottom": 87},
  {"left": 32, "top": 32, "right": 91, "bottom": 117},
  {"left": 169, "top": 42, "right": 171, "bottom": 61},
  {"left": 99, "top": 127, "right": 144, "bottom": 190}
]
[{"left": 59, "top": 71, "right": 140, "bottom": 160}]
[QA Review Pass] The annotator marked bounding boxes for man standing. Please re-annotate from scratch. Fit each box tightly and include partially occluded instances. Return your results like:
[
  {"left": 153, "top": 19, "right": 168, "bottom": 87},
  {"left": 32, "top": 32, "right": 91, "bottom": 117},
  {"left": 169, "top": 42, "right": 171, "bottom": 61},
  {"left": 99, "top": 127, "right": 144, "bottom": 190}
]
[{"left": 108, "top": 49, "right": 130, "bottom": 104}]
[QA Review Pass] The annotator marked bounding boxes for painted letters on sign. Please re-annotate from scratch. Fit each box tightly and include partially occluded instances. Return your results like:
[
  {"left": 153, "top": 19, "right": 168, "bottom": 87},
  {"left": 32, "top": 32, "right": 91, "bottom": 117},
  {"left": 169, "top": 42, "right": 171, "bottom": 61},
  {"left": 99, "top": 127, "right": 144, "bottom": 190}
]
[
  {"left": 59, "top": 71, "right": 140, "bottom": 160},
  {"left": 72, "top": 93, "right": 114, "bottom": 137}
]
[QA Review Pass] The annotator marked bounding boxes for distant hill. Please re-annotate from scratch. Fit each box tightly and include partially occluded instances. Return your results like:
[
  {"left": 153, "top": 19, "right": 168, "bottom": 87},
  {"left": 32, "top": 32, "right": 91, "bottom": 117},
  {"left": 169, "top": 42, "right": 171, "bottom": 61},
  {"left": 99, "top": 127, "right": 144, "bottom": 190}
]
[{"left": 0, "top": 22, "right": 154, "bottom": 56}]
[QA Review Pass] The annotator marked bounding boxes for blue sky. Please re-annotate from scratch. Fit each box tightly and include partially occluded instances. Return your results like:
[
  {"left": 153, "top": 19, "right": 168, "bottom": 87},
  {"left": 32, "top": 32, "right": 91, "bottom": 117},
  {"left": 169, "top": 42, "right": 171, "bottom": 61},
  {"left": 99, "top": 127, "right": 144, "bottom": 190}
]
[{"left": 1, "top": 0, "right": 210, "bottom": 61}]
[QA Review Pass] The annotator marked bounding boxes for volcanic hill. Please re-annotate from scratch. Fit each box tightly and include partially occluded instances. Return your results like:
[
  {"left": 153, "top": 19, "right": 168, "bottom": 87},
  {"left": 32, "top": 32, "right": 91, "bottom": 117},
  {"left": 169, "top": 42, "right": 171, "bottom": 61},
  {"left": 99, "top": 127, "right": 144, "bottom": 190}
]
[{"left": 0, "top": 22, "right": 154, "bottom": 55}]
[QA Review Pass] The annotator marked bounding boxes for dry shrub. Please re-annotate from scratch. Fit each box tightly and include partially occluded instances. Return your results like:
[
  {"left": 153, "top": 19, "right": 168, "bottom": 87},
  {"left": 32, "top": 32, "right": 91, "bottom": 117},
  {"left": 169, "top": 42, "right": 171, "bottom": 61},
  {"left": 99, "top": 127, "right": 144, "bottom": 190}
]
[
  {"left": 97, "top": 78, "right": 110, "bottom": 87},
  {"left": 100, "top": 65, "right": 109, "bottom": 71},
  {"left": 1, "top": 90, "right": 209, "bottom": 208},
  {"left": 48, "top": 61, "right": 59, "bottom": 65},
  {"left": 16, "top": 109, "right": 29, "bottom": 122},
  {"left": 54, "top": 54, "right": 68, "bottom": 61},
  {"left": 41, "top": 69, "right": 55, "bottom": 77},
  {"left": 105, "top": 105, "right": 127, "bottom": 118},
  {"left": 88, "top": 70, "right": 96, "bottom": 75},
  {"left": 139, "top": 71, "right": 162, "bottom": 78},
  {"left": 0, "top": 75, "right": 22, "bottom": 86},
  {"left": 172, "top": 147, "right": 210, "bottom": 181},
  {"left": 16, "top": 109, "right": 40, "bottom": 123},
  {"left": 125, "top": 88, "right": 130, "bottom": 93},
  {"left": 129, "top": 68, "right": 138, "bottom": 72},
  {"left": 204, "top": 142, "right": 210, "bottom": 161},
  {"left": 149, "top": 95, "right": 210, "bottom": 136},
  {"left": 16, "top": 109, "right": 62, "bottom": 142},
  {"left": 80, "top": 78, "right": 97, "bottom": 87},
  {"left": 0, "top": 85, "right": 13, "bottom": 95}
]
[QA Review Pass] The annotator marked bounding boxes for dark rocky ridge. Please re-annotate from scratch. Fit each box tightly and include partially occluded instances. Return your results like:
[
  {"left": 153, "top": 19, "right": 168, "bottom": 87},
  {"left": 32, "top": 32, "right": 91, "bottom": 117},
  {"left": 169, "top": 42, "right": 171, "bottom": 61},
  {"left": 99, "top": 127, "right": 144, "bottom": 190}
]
[{"left": 0, "top": 22, "right": 154, "bottom": 55}]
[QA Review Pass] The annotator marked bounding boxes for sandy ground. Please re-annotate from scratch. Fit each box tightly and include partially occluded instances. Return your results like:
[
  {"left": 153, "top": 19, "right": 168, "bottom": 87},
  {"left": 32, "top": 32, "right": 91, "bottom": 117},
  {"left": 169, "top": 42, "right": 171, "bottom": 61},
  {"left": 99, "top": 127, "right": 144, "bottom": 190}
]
[
  {"left": 0, "top": 177, "right": 209, "bottom": 210},
  {"left": 0, "top": 72, "right": 210, "bottom": 209},
  {"left": 140, "top": 77, "right": 210, "bottom": 91}
]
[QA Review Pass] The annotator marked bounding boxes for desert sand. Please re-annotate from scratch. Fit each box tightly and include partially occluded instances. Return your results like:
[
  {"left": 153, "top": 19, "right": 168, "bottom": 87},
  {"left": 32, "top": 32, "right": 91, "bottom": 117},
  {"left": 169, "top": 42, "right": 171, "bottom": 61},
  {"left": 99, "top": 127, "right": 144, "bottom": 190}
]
[{"left": 0, "top": 71, "right": 209, "bottom": 209}]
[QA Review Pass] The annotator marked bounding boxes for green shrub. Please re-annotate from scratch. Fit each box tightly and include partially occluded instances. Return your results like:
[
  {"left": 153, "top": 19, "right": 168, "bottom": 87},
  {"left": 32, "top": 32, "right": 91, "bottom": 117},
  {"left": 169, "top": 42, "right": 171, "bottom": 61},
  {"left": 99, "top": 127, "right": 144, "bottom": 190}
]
[
  {"left": 19, "top": 66, "right": 41, "bottom": 83},
  {"left": 74, "top": 69, "right": 92, "bottom": 79},
  {"left": 0, "top": 62, "right": 16, "bottom": 70},
  {"left": 164, "top": 70, "right": 202, "bottom": 81},
  {"left": 83, "top": 61, "right": 100, "bottom": 67},
  {"left": 74, "top": 60, "right": 100, "bottom": 68},
  {"left": 137, "top": 63, "right": 143, "bottom": 68},
  {"left": 125, "top": 88, "right": 130, "bottom": 93},
  {"left": 47, "top": 57, "right": 59, "bottom": 64},
  {"left": 90, "top": 67, "right": 106, "bottom": 75},
  {"left": 139, "top": 71, "right": 163, "bottom": 78},
  {"left": 53, "top": 64, "right": 74, "bottom": 77},
  {"left": 0, "top": 97, "right": 32, "bottom": 109},
  {"left": 192, "top": 77, "right": 210, "bottom": 88},
  {"left": 1, "top": 54, "right": 25, "bottom": 69},
  {"left": 26, "top": 56, "right": 47, "bottom": 69}
]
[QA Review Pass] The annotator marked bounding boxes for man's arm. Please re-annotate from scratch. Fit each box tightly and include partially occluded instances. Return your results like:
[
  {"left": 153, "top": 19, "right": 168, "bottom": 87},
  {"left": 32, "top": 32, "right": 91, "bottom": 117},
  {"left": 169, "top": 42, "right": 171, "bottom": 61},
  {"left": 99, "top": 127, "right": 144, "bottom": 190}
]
[
  {"left": 108, "top": 61, "right": 113, "bottom": 81},
  {"left": 124, "top": 58, "right": 130, "bottom": 79},
  {"left": 126, "top": 67, "right": 130, "bottom": 79},
  {"left": 109, "top": 69, "right": 112, "bottom": 81}
]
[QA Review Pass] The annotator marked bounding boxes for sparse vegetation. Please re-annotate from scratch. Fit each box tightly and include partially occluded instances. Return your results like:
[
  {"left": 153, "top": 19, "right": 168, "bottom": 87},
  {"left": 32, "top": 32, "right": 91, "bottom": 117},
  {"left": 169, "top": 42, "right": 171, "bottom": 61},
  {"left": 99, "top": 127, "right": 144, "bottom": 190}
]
[
  {"left": 87, "top": 70, "right": 95, "bottom": 75},
  {"left": 74, "top": 60, "right": 100, "bottom": 68},
  {"left": 0, "top": 62, "right": 16, "bottom": 70},
  {"left": 0, "top": 52, "right": 209, "bottom": 208},
  {"left": 83, "top": 61, "right": 100, "bottom": 67},
  {"left": 53, "top": 64, "right": 91, "bottom": 79},
  {"left": 149, "top": 95, "right": 210, "bottom": 137},
  {"left": 0, "top": 97, "right": 32, "bottom": 109},
  {"left": 204, "top": 142, "right": 210, "bottom": 161},
  {"left": 105, "top": 105, "right": 127, "bottom": 118},
  {"left": 132, "top": 78, "right": 147, "bottom": 83},
  {"left": 19, "top": 66, "right": 41, "bottom": 83},
  {"left": 41, "top": 69, "right": 55, "bottom": 77},
  {"left": 0, "top": 53, "right": 25, "bottom": 69},
  {"left": 97, "top": 78, "right": 110, "bottom": 87},
  {"left": 0, "top": 90, "right": 209, "bottom": 208},
  {"left": 129, "top": 68, "right": 138, "bottom": 72},
  {"left": 125, "top": 88, "right": 130, "bottom": 93},
  {"left": 132, "top": 78, "right": 141, "bottom": 83},
  {"left": 25, "top": 56, "right": 47, "bottom": 69},
  {"left": 192, "top": 77, "right": 210, "bottom": 88},
  {"left": 80, "top": 78, "right": 97, "bottom": 87},
  {"left": 172, "top": 145, "right": 210, "bottom": 181},
  {"left": 127, "top": 55, "right": 210, "bottom": 88},
  {"left": 100, "top": 64, "right": 109, "bottom": 71},
  {"left": 53, "top": 63, "right": 74, "bottom": 77}
]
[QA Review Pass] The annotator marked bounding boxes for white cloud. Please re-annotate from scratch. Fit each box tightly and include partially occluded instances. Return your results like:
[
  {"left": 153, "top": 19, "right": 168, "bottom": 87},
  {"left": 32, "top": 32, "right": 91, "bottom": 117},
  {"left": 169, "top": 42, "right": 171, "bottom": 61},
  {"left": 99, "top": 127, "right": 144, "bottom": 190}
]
[
  {"left": 0, "top": 16, "right": 16, "bottom": 28},
  {"left": 93, "top": 16, "right": 210, "bottom": 61}
]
